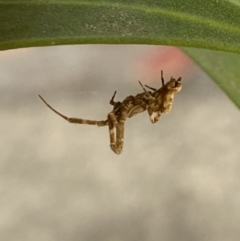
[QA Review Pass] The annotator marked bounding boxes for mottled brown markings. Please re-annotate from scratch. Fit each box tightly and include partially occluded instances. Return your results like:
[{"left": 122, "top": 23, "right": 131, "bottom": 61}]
[{"left": 39, "top": 70, "right": 182, "bottom": 155}]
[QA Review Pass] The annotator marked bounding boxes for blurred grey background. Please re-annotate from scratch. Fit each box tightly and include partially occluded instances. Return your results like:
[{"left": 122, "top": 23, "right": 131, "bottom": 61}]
[{"left": 0, "top": 45, "right": 240, "bottom": 241}]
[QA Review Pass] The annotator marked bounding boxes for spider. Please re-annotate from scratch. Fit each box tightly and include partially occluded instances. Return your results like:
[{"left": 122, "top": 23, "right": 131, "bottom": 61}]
[{"left": 39, "top": 70, "right": 182, "bottom": 154}]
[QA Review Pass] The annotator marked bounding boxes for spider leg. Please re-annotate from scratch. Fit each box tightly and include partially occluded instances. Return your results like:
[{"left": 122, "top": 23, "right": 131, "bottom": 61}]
[
  {"left": 115, "top": 120, "right": 125, "bottom": 154},
  {"left": 39, "top": 95, "right": 108, "bottom": 126},
  {"left": 144, "top": 85, "right": 157, "bottom": 91},
  {"left": 109, "top": 109, "right": 127, "bottom": 154},
  {"left": 107, "top": 112, "right": 117, "bottom": 152},
  {"left": 138, "top": 81, "right": 148, "bottom": 93},
  {"left": 161, "top": 70, "right": 165, "bottom": 86},
  {"left": 128, "top": 105, "right": 146, "bottom": 118},
  {"left": 109, "top": 91, "right": 117, "bottom": 105},
  {"left": 138, "top": 81, "right": 154, "bottom": 100},
  {"left": 108, "top": 111, "right": 118, "bottom": 128}
]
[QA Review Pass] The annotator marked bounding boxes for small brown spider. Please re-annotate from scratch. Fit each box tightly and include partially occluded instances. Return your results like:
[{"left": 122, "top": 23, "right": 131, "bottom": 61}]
[{"left": 39, "top": 70, "right": 182, "bottom": 154}]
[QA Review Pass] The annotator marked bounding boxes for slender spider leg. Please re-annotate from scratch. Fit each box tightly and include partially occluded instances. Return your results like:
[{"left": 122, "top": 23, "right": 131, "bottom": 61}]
[
  {"left": 138, "top": 81, "right": 148, "bottom": 93},
  {"left": 109, "top": 91, "right": 117, "bottom": 105},
  {"left": 109, "top": 90, "right": 123, "bottom": 115},
  {"left": 144, "top": 70, "right": 165, "bottom": 91},
  {"left": 138, "top": 81, "right": 154, "bottom": 100},
  {"left": 161, "top": 70, "right": 165, "bottom": 86},
  {"left": 144, "top": 85, "right": 157, "bottom": 91},
  {"left": 143, "top": 70, "right": 165, "bottom": 91},
  {"left": 39, "top": 95, "right": 108, "bottom": 126}
]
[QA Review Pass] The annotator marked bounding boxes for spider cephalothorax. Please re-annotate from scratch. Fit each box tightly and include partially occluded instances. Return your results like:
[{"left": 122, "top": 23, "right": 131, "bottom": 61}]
[
  {"left": 165, "top": 77, "right": 182, "bottom": 91},
  {"left": 154, "top": 76, "right": 182, "bottom": 114},
  {"left": 39, "top": 70, "right": 182, "bottom": 155}
]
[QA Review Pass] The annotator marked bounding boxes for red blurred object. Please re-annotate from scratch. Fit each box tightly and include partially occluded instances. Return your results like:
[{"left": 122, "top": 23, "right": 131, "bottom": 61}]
[{"left": 134, "top": 46, "right": 196, "bottom": 84}]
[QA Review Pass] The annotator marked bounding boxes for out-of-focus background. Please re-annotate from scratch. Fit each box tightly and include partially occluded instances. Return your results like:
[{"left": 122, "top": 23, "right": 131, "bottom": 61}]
[{"left": 1, "top": 45, "right": 240, "bottom": 241}]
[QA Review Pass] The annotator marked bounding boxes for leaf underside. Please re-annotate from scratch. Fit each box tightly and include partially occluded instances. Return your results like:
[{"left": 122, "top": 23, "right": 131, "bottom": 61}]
[
  {"left": 1, "top": 0, "right": 240, "bottom": 53},
  {"left": 1, "top": 0, "right": 240, "bottom": 110},
  {"left": 183, "top": 48, "right": 240, "bottom": 110}
]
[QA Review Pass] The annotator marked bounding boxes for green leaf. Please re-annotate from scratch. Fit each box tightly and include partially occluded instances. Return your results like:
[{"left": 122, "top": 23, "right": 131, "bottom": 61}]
[
  {"left": 183, "top": 48, "right": 240, "bottom": 110},
  {"left": 1, "top": 0, "right": 240, "bottom": 53},
  {"left": 1, "top": 0, "right": 240, "bottom": 110}
]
